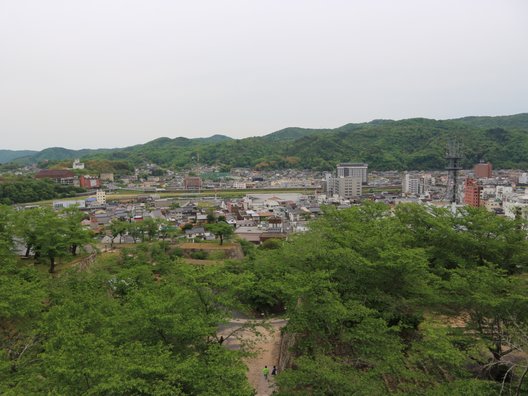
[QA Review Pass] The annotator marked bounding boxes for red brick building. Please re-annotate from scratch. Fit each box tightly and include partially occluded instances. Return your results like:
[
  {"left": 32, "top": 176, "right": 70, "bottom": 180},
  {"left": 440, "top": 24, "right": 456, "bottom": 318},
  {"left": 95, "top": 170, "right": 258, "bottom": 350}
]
[
  {"left": 464, "top": 178, "right": 482, "bottom": 207},
  {"left": 474, "top": 162, "right": 492, "bottom": 178},
  {"left": 79, "top": 175, "right": 101, "bottom": 189}
]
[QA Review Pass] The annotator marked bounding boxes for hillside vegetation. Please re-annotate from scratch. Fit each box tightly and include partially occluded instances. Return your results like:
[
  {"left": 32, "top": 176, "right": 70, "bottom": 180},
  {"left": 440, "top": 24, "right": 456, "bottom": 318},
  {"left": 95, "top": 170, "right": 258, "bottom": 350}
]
[
  {"left": 2, "top": 203, "right": 528, "bottom": 394},
  {"left": 3, "top": 113, "right": 528, "bottom": 170}
]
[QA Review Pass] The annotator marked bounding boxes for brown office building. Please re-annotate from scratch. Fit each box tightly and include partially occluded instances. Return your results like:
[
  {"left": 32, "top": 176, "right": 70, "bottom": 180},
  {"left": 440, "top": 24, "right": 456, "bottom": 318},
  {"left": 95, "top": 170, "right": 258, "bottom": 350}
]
[
  {"left": 464, "top": 178, "right": 482, "bottom": 207},
  {"left": 474, "top": 162, "right": 492, "bottom": 178}
]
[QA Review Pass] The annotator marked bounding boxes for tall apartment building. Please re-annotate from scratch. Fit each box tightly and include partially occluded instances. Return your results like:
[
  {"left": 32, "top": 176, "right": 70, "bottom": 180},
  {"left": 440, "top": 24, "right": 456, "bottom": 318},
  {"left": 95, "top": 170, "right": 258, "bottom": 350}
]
[
  {"left": 474, "top": 162, "right": 492, "bottom": 178},
  {"left": 464, "top": 178, "right": 482, "bottom": 207},
  {"left": 330, "top": 176, "right": 362, "bottom": 199},
  {"left": 336, "top": 163, "right": 368, "bottom": 184},
  {"left": 402, "top": 173, "right": 431, "bottom": 196},
  {"left": 402, "top": 173, "right": 420, "bottom": 195}
]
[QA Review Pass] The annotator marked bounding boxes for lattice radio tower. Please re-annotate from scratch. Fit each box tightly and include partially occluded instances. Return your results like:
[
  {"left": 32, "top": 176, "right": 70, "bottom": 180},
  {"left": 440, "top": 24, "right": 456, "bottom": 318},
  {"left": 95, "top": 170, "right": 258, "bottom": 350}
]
[{"left": 445, "top": 139, "right": 462, "bottom": 205}]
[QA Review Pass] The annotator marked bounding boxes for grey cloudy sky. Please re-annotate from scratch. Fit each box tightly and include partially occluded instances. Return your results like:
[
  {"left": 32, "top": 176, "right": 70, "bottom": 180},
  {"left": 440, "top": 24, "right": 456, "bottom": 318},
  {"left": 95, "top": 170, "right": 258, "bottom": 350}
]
[{"left": 1, "top": 0, "right": 527, "bottom": 150}]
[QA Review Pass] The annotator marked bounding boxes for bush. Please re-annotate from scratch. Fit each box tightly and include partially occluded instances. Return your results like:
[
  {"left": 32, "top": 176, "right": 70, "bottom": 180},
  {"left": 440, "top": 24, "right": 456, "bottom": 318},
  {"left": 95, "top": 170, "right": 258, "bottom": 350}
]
[
  {"left": 260, "top": 238, "right": 282, "bottom": 250},
  {"left": 208, "top": 251, "right": 226, "bottom": 260},
  {"left": 190, "top": 251, "right": 208, "bottom": 260},
  {"left": 238, "top": 238, "right": 256, "bottom": 258},
  {"left": 170, "top": 247, "right": 183, "bottom": 259}
]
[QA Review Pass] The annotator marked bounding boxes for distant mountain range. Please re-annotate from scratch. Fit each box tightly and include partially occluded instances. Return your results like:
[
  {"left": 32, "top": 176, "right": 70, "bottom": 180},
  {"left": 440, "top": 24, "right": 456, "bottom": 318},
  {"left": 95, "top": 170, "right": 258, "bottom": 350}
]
[{"left": 2, "top": 113, "right": 528, "bottom": 171}]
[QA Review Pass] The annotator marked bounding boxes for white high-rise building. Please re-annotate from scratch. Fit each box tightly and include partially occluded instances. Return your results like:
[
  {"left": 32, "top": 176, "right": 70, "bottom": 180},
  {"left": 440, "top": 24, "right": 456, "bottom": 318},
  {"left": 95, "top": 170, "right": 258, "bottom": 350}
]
[
  {"left": 333, "top": 176, "right": 362, "bottom": 199},
  {"left": 326, "top": 176, "right": 362, "bottom": 199},
  {"left": 402, "top": 173, "right": 431, "bottom": 196},
  {"left": 336, "top": 163, "right": 368, "bottom": 184},
  {"left": 402, "top": 173, "right": 420, "bottom": 195}
]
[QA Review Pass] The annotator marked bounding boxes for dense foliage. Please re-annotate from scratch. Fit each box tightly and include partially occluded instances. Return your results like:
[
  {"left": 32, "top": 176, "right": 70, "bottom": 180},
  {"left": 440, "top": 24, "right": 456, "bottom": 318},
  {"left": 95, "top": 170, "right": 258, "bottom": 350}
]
[
  {"left": 2, "top": 203, "right": 528, "bottom": 394},
  {"left": 3, "top": 114, "right": 528, "bottom": 171},
  {"left": 0, "top": 207, "right": 252, "bottom": 395},
  {"left": 0, "top": 177, "right": 85, "bottom": 204},
  {"left": 226, "top": 203, "right": 528, "bottom": 394}
]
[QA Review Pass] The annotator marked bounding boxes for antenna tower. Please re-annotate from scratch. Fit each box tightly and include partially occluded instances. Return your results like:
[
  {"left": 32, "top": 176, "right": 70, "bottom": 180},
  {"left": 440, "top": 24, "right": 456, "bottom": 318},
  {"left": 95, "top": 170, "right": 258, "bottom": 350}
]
[{"left": 445, "top": 139, "right": 462, "bottom": 204}]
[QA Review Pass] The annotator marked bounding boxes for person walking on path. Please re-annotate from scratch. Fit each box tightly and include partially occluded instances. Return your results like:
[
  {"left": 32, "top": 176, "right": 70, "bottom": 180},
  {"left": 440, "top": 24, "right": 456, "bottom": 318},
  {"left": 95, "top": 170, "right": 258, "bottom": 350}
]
[
  {"left": 271, "top": 365, "right": 277, "bottom": 376},
  {"left": 262, "top": 365, "right": 270, "bottom": 381}
]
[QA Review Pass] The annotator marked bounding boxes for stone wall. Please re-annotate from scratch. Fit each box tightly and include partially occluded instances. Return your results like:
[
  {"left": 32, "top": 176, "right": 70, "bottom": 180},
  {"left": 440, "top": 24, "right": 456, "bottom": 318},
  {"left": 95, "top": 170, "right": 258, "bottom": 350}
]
[{"left": 277, "top": 330, "right": 296, "bottom": 372}]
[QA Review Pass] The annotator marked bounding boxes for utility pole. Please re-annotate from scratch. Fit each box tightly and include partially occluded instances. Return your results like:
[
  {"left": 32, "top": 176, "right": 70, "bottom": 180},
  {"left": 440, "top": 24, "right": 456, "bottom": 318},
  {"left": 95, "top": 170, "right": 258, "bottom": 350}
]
[{"left": 445, "top": 139, "right": 462, "bottom": 212}]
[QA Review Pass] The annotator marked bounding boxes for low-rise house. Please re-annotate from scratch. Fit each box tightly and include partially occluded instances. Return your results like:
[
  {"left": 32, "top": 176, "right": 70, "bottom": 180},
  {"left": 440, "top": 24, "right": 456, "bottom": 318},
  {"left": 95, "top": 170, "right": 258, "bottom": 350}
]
[
  {"left": 185, "top": 227, "right": 208, "bottom": 239},
  {"left": 196, "top": 214, "right": 208, "bottom": 224}
]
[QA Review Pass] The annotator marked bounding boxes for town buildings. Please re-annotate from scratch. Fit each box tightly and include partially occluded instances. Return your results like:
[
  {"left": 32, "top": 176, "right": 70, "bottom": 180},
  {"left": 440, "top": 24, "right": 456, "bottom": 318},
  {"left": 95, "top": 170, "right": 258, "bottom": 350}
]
[{"left": 184, "top": 176, "right": 202, "bottom": 190}]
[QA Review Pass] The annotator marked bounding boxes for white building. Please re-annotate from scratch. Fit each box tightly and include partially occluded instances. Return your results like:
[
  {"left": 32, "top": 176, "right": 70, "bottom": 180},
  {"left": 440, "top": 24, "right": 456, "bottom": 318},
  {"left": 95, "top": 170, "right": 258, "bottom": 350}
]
[
  {"left": 402, "top": 173, "right": 420, "bottom": 195},
  {"left": 72, "top": 158, "right": 85, "bottom": 170},
  {"left": 53, "top": 200, "right": 86, "bottom": 209},
  {"left": 503, "top": 194, "right": 528, "bottom": 219},
  {"left": 496, "top": 185, "right": 513, "bottom": 199},
  {"left": 330, "top": 176, "right": 362, "bottom": 199},
  {"left": 96, "top": 190, "right": 106, "bottom": 205},
  {"left": 336, "top": 163, "right": 368, "bottom": 184},
  {"left": 402, "top": 173, "right": 430, "bottom": 196}
]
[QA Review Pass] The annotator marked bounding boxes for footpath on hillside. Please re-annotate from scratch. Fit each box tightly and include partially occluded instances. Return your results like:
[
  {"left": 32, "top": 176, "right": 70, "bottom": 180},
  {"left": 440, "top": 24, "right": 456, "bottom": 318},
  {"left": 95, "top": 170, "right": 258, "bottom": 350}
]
[{"left": 218, "top": 318, "right": 287, "bottom": 396}]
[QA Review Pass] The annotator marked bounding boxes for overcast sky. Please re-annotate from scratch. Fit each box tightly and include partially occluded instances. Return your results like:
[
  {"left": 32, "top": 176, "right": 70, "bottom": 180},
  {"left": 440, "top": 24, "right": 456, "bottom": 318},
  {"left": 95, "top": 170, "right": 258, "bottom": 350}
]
[{"left": 1, "top": 0, "right": 527, "bottom": 150}]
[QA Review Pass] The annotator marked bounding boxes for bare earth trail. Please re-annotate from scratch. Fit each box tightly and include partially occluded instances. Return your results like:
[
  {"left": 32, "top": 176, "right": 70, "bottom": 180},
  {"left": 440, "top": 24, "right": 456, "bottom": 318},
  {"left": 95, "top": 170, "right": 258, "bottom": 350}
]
[{"left": 218, "top": 318, "right": 288, "bottom": 396}]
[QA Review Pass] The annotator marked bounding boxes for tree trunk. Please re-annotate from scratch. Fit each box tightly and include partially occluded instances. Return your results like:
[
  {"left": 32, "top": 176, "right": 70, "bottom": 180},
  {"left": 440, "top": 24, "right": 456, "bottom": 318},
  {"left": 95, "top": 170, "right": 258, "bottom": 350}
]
[
  {"left": 49, "top": 256, "right": 55, "bottom": 273},
  {"left": 25, "top": 244, "right": 31, "bottom": 257},
  {"left": 220, "top": 235, "right": 224, "bottom": 245},
  {"left": 71, "top": 244, "right": 78, "bottom": 256}
]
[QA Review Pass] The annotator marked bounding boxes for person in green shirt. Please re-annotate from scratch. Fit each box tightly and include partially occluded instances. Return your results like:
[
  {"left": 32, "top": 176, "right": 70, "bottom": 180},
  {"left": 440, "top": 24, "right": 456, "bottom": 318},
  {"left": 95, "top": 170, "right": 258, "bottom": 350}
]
[{"left": 263, "top": 365, "right": 270, "bottom": 380}]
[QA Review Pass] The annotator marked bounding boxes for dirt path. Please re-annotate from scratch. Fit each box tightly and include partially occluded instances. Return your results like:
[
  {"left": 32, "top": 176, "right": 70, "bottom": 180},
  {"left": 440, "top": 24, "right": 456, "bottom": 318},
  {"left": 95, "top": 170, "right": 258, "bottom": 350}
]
[{"left": 218, "top": 319, "right": 287, "bottom": 396}]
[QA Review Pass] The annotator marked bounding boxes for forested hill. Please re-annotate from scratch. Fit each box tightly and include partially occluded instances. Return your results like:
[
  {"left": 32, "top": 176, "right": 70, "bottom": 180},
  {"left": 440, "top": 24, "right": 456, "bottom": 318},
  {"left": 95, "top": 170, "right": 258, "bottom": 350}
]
[
  {"left": 90, "top": 113, "right": 528, "bottom": 170},
  {"left": 0, "top": 150, "right": 37, "bottom": 164},
  {"left": 4, "top": 113, "right": 528, "bottom": 170}
]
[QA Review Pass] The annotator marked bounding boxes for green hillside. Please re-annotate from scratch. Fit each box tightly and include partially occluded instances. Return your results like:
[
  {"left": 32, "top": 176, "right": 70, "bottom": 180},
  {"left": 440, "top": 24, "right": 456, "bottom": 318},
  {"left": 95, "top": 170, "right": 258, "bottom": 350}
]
[
  {"left": 96, "top": 115, "right": 526, "bottom": 171},
  {"left": 0, "top": 150, "right": 37, "bottom": 164},
  {"left": 4, "top": 113, "right": 528, "bottom": 170},
  {"left": 454, "top": 113, "right": 528, "bottom": 129},
  {"left": 89, "top": 113, "right": 528, "bottom": 170}
]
